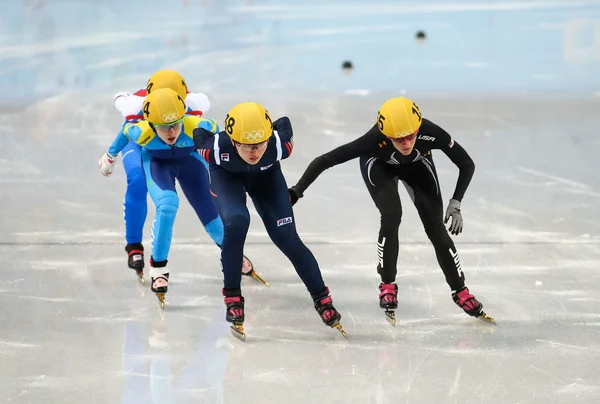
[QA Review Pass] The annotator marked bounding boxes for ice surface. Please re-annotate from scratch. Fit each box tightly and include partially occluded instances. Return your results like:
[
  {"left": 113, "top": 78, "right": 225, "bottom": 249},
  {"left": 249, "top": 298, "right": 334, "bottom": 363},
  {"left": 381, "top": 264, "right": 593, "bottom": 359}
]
[{"left": 1, "top": 1, "right": 600, "bottom": 403}]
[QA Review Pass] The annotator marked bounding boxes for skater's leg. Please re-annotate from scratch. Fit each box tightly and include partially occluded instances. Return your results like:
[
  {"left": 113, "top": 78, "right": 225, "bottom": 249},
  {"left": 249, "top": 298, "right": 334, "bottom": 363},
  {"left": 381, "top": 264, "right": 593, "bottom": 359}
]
[
  {"left": 122, "top": 141, "right": 148, "bottom": 270},
  {"left": 178, "top": 153, "right": 224, "bottom": 245},
  {"left": 208, "top": 167, "right": 249, "bottom": 292},
  {"left": 403, "top": 158, "right": 490, "bottom": 319},
  {"left": 249, "top": 168, "right": 325, "bottom": 295},
  {"left": 141, "top": 150, "right": 178, "bottom": 298},
  {"left": 122, "top": 141, "right": 148, "bottom": 244},
  {"left": 248, "top": 168, "right": 343, "bottom": 331},
  {"left": 179, "top": 153, "right": 255, "bottom": 277},
  {"left": 402, "top": 157, "right": 465, "bottom": 291},
  {"left": 359, "top": 157, "right": 402, "bottom": 284}
]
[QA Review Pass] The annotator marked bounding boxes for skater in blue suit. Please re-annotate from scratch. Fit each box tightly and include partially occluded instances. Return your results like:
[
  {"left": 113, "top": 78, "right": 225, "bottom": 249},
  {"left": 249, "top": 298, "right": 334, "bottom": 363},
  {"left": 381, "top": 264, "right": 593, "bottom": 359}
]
[
  {"left": 193, "top": 102, "right": 346, "bottom": 340},
  {"left": 107, "top": 69, "right": 211, "bottom": 271}
]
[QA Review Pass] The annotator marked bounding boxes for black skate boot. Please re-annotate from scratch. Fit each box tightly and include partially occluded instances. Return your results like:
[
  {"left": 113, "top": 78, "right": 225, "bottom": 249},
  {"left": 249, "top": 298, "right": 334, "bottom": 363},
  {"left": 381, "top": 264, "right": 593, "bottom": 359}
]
[
  {"left": 150, "top": 258, "right": 169, "bottom": 309},
  {"left": 223, "top": 288, "right": 246, "bottom": 342},
  {"left": 125, "top": 243, "right": 145, "bottom": 283},
  {"left": 311, "top": 287, "right": 346, "bottom": 337},
  {"left": 452, "top": 286, "right": 495, "bottom": 324},
  {"left": 379, "top": 283, "right": 398, "bottom": 326}
]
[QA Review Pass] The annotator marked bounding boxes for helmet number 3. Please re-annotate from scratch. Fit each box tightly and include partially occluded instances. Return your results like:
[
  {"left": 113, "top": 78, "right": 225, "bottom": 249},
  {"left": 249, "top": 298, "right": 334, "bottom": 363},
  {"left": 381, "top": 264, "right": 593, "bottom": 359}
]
[{"left": 225, "top": 114, "right": 236, "bottom": 135}]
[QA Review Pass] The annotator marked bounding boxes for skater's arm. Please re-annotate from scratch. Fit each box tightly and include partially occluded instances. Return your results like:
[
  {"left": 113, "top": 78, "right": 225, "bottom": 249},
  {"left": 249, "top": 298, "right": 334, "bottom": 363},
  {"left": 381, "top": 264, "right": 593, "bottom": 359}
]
[
  {"left": 442, "top": 140, "right": 475, "bottom": 201},
  {"left": 273, "top": 117, "right": 294, "bottom": 160},
  {"left": 293, "top": 132, "right": 373, "bottom": 198},
  {"left": 107, "top": 123, "right": 133, "bottom": 157},
  {"left": 114, "top": 90, "right": 145, "bottom": 122},
  {"left": 184, "top": 92, "right": 211, "bottom": 116}
]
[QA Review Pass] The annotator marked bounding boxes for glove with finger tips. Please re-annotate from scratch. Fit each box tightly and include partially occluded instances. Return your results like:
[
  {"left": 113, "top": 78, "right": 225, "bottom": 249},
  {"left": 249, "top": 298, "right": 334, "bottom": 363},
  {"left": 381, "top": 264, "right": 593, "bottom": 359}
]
[
  {"left": 98, "top": 151, "right": 117, "bottom": 177},
  {"left": 444, "top": 199, "right": 463, "bottom": 235}
]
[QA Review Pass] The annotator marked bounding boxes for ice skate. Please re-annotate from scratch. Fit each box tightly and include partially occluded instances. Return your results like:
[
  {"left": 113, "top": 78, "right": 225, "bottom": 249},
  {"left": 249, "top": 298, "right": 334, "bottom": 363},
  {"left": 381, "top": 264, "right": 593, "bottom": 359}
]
[
  {"left": 125, "top": 243, "right": 145, "bottom": 284},
  {"left": 151, "top": 274, "right": 169, "bottom": 309},
  {"left": 312, "top": 288, "right": 347, "bottom": 338},
  {"left": 241, "top": 255, "right": 269, "bottom": 287},
  {"left": 379, "top": 283, "right": 398, "bottom": 326},
  {"left": 224, "top": 291, "right": 246, "bottom": 342},
  {"left": 452, "top": 287, "right": 496, "bottom": 324}
]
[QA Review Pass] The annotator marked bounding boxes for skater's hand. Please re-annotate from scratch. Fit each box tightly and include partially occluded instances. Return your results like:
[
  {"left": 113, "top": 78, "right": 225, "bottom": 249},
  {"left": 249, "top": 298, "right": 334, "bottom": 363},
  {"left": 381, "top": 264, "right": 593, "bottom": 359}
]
[
  {"left": 444, "top": 199, "right": 463, "bottom": 235},
  {"left": 288, "top": 186, "right": 300, "bottom": 206},
  {"left": 98, "top": 151, "right": 117, "bottom": 177}
]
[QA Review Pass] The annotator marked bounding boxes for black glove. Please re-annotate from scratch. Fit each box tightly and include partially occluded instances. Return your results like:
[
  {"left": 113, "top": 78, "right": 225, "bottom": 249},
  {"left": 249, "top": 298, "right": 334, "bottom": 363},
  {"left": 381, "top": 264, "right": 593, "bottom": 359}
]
[{"left": 288, "top": 186, "right": 300, "bottom": 206}]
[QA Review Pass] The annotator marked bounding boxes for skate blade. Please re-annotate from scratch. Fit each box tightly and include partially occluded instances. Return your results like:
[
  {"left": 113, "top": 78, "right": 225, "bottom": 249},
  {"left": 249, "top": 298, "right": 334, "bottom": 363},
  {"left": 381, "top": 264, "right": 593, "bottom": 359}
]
[
  {"left": 136, "top": 271, "right": 145, "bottom": 285},
  {"left": 332, "top": 323, "right": 348, "bottom": 338},
  {"left": 230, "top": 324, "right": 246, "bottom": 342},
  {"left": 156, "top": 293, "right": 166, "bottom": 310},
  {"left": 478, "top": 312, "right": 496, "bottom": 324},
  {"left": 385, "top": 310, "right": 397, "bottom": 327},
  {"left": 247, "top": 270, "right": 270, "bottom": 288}
]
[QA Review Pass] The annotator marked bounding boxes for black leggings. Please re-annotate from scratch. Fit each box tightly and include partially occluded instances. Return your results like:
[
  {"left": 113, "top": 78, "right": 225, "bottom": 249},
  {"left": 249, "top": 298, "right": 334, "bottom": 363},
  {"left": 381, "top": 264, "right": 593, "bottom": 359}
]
[{"left": 359, "top": 155, "right": 465, "bottom": 291}]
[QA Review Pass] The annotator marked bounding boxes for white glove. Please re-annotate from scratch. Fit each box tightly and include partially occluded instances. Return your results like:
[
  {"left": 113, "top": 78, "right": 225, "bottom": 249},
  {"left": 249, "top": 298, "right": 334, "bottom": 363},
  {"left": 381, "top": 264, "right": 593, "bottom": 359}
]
[
  {"left": 114, "top": 92, "right": 145, "bottom": 119},
  {"left": 98, "top": 151, "right": 117, "bottom": 177},
  {"left": 184, "top": 92, "right": 211, "bottom": 115}
]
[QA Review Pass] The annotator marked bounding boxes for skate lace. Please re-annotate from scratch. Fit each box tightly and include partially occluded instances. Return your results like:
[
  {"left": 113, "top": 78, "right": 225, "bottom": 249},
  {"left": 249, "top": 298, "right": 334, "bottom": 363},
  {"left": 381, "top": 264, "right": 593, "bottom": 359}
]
[
  {"left": 229, "top": 307, "right": 244, "bottom": 317},
  {"left": 381, "top": 294, "right": 397, "bottom": 304},
  {"left": 128, "top": 249, "right": 143, "bottom": 257},
  {"left": 379, "top": 283, "right": 397, "bottom": 299},
  {"left": 152, "top": 277, "right": 168, "bottom": 288},
  {"left": 456, "top": 288, "right": 478, "bottom": 310},
  {"left": 321, "top": 309, "right": 336, "bottom": 321},
  {"left": 224, "top": 296, "right": 244, "bottom": 317}
]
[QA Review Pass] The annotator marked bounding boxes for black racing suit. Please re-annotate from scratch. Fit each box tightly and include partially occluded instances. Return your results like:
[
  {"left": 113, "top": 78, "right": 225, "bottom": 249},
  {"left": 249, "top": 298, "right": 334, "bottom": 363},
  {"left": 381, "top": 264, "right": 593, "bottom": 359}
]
[{"left": 293, "top": 118, "right": 475, "bottom": 291}]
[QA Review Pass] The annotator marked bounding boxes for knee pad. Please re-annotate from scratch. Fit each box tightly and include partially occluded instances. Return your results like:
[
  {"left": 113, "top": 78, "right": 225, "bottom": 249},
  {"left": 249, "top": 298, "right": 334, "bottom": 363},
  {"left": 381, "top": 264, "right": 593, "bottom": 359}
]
[
  {"left": 380, "top": 210, "right": 402, "bottom": 230},
  {"left": 156, "top": 192, "right": 179, "bottom": 217},
  {"left": 223, "top": 213, "right": 250, "bottom": 233}
]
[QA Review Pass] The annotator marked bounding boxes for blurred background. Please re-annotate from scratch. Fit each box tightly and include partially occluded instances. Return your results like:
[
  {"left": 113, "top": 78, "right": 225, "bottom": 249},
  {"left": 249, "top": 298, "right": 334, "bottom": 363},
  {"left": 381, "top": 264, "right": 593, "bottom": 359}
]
[{"left": 1, "top": 1, "right": 600, "bottom": 403}]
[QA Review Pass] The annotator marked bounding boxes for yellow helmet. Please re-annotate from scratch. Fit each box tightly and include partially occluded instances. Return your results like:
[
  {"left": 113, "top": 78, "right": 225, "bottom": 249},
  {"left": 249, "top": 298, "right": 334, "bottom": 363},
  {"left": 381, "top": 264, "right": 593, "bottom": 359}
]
[
  {"left": 142, "top": 88, "right": 186, "bottom": 125},
  {"left": 224, "top": 102, "right": 273, "bottom": 144},
  {"left": 376, "top": 97, "right": 422, "bottom": 138},
  {"left": 146, "top": 69, "right": 188, "bottom": 100}
]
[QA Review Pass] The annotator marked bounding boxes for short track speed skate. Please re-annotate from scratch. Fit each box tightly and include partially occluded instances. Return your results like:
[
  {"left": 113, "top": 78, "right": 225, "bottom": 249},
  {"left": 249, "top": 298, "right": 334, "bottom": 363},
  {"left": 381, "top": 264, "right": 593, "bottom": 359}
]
[
  {"left": 379, "top": 283, "right": 398, "bottom": 326},
  {"left": 150, "top": 258, "right": 169, "bottom": 309},
  {"left": 313, "top": 288, "right": 347, "bottom": 338},
  {"left": 151, "top": 275, "right": 169, "bottom": 309},
  {"left": 224, "top": 290, "right": 246, "bottom": 342},
  {"left": 453, "top": 287, "right": 496, "bottom": 324},
  {"left": 241, "top": 255, "right": 269, "bottom": 287},
  {"left": 126, "top": 243, "right": 145, "bottom": 284}
]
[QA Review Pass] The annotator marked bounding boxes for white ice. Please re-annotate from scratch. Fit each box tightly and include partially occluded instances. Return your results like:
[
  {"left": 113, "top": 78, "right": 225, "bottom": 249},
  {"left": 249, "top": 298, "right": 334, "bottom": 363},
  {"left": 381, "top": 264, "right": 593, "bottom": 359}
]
[{"left": 1, "top": 1, "right": 600, "bottom": 403}]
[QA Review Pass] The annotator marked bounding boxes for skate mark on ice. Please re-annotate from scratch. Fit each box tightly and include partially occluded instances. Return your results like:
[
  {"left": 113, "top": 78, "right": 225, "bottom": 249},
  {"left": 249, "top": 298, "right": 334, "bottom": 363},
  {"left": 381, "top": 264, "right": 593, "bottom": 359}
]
[
  {"left": 536, "top": 339, "right": 598, "bottom": 353},
  {"left": 447, "top": 366, "right": 461, "bottom": 397},
  {"left": 518, "top": 167, "right": 592, "bottom": 190},
  {"left": 481, "top": 356, "right": 505, "bottom": 401},
  {"left": 405, "top": 350, "right": 433, "bottom": 393},
  {"left": 19, "top": 375, "right": 46, "bottom": 397}
]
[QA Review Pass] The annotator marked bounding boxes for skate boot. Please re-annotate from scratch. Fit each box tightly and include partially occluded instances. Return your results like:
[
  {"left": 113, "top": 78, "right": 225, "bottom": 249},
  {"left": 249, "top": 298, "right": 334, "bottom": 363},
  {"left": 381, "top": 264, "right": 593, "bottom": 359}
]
[
  {"left": 150, "top": 258, "right": 169, "bottom": 309},
  {"left": 241, "top": 255, "right": 270, "bottom": 287},
  {"left": 223, "top": 289, "right": 246, "bottom": 342},
  {"left": 125, "top": 243, "right": 145, "bottom": 284},
  {"left": 312, "top": 287, "right": 347, "bottom": 337},
  {"left": 379, "top": 283, "right": 398, "bottom": 326},
  {"left": 452, "top": 286, "right": 495, "bottom": 324}
]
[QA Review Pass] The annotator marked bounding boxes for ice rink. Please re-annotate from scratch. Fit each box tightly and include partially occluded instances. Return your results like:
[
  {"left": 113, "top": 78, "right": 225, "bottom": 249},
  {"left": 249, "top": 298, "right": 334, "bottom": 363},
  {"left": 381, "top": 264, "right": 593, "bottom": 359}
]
[{"left": 2, "top": 1, "right": 600, "bottom": 403}]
